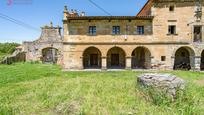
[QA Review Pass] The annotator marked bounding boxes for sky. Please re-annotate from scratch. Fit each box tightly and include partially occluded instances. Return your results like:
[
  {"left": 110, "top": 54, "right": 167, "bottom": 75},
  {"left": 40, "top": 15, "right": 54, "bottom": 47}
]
[{"left": 0, "top": 0, "right": 147, "bottom": 43}]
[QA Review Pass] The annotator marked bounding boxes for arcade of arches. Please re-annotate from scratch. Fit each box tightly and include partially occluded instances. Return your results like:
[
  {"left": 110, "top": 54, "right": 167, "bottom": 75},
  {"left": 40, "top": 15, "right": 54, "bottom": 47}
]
[{"left": 82, "top": 46, "right": 204, "bottom": 70}]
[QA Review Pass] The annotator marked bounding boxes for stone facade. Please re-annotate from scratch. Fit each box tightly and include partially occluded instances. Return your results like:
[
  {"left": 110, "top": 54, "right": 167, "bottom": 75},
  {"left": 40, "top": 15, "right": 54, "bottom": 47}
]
[
  {"left": 63, "top": 0, "right": 204, "bottom": 70},
  {"left": 22, "top": 23, "right": 63, "bottom": 64}
]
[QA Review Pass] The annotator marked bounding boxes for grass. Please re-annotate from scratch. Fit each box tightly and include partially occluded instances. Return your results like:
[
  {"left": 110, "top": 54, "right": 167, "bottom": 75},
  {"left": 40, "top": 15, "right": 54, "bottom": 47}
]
[{"left": 0, "top": 63, "right": 204, "bottom": 115}]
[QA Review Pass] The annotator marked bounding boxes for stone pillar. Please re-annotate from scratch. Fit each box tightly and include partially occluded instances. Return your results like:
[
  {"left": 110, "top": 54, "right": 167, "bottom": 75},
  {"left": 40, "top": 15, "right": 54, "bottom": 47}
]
[
  {"left": 102, "top": 56, "right": 107, "bottom": 70},
  {"left": 150, "top": 56, "right": 155, "bottom": 69},
  {"left": 126, "top": 56, "right": 132, "bottom": 70},
  {"left": 194, "top": 56, "right": 201, "bottom": 71},
  {"left": 170, "top": 56, "right": 175, "bottom": 70},
  {"left": 79, "top": 56, "right": 84, "bottom": 70}
]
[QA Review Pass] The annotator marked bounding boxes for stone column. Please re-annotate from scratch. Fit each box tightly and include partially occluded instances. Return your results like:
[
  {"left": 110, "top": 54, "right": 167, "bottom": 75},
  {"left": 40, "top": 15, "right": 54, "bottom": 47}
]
[
  {"left": 126, "top": 56, "right": 132, "bottom": 70},
  {"left": 79, "top": 56, "right": 84, "bottom": 70},
  {"left": 150, "top": 56, "right": 155, "bottom": 69},
  {"left": 170, "top": 56, "right": 175, "bottom": 70},
  {"left": 102, "top": 56, "right": 107, "bottom": 70},
  {"left": 194, "top": 56, "right": 201, "bottom": 71}
]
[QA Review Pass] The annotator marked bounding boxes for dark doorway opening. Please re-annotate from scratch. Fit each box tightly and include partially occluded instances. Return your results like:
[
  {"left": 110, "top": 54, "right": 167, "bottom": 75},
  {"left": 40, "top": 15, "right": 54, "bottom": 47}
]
[
  {"left": 131, "top": 47, "right": 151, "bottom": 69},
  {"left": 111, "top": 54, "right": 119, "bottom": 66},
  {"left": 201, "top": 50, "right": 204, "bottom": 70},
  {"left": 42, "top": 48, "right": 58, "bottom": 64},
  {"left": 90, "top": 54, "right": 98, "bottom": 66},
  {"left": 107, "top": 47, "right": 126, "bottom": 69},
  {"left": 174, "top": 47, "right": 194, "bottom": 70}
]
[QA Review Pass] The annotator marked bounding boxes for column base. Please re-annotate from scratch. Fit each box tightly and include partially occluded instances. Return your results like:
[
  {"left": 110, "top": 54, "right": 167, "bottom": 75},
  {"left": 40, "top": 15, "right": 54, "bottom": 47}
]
[
  {"left": 102, "top": 67, "right": 107, "bottom": 70},
  {"left": 125, "top": 67, "right": 131, "bottom": 70}
]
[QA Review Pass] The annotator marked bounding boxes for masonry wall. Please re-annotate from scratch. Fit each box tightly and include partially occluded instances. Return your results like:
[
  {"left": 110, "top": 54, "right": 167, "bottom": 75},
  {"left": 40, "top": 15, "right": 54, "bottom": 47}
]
[{"left": 63, "top": 1, "right": 204, "bottom": 70}]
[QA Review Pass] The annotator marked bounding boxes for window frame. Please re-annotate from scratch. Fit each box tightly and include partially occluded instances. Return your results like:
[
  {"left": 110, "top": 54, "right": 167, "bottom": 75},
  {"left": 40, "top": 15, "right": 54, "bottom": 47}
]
[
  {"left": 88, "top": 26, "right": 96, "bottom": 35},
  {"left": 168, "top": 25, "right": 177, "bottom": 35},
  {"left": 136, "top": 26, "right": 145, "bottom": 35},
  {"left": 112, "top": 26, "right": 120, "bottom": 35},
  {"left": 169, "top": 5, "right": 175, "bottom": 12},
  {"left": 193, "top": 26, "right": 202, "bottom": 42},
  {"left": 161, "top": 56, "right": 166, "bottom": 61}
]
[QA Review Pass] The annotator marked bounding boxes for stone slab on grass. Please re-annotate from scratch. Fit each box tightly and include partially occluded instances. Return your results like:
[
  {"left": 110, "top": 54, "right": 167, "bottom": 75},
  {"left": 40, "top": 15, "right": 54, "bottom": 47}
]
[{"left": 138, "top": 73, "right": 185, "bottom": 98}]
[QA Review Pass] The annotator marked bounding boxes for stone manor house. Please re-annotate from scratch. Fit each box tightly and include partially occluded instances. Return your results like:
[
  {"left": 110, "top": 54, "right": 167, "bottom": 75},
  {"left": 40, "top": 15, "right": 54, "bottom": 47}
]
[{"left": 15, "top": 0, "right": 204, "bottom": 71}]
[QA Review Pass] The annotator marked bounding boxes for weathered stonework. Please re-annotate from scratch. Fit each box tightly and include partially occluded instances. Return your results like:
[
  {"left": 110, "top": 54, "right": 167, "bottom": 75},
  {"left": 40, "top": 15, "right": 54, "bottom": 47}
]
[
  {"left": 137, "top": 73, "right": 185, "bottom": 98},
  {"left": 21, "top": 23, "right": 63, "bottom": 64},
  {"left": 9, "top": 1, "right": 204, "bottom": 71},
  {"left": 62, "top": 1, "right": 204, "bottom": 71}
]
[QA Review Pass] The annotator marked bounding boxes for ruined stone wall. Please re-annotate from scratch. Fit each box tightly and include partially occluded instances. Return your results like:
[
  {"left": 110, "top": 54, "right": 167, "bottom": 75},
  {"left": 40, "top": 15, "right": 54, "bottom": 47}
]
[{"left": 22, "top": 25, "right": 63, "bottom": 65}]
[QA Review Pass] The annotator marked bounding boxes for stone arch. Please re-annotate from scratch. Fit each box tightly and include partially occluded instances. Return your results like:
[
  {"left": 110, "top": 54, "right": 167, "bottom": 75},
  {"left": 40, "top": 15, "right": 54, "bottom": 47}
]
[
  {"left": 107, "top": 47, "right": 126, "bottom": 69},
  {"left": 173, "top": 46, "right": 195, "bottom": 70},
  {"left": 42, "top": 47, "right": 59, "bottom": 64},
  {"left": 83, "top": 47, "right": 102, "bottom": 69},
  {"left": 200, "top": 50, "right": 204, "bottom": 70},
  {"left": 131, "top": 46, "right": 151, "bottom": 69}
]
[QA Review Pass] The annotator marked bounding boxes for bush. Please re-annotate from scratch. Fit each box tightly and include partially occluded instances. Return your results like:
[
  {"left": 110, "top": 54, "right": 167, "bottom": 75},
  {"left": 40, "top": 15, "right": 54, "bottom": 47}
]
[
  {"left": 0, "top": 43, "right": 20, "bottom": 54},
  {"left": 0, "top": 43, "right": 20, "bottom": 61}
]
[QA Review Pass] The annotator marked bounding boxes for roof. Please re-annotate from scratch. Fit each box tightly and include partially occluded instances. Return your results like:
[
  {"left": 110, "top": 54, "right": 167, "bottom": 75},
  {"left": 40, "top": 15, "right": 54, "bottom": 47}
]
[
  {"left": 137, "top": 0, "right": 154, "bottom": 16},
  {"left": 64, "top": 16, "right": 153, "bottom": 21}
]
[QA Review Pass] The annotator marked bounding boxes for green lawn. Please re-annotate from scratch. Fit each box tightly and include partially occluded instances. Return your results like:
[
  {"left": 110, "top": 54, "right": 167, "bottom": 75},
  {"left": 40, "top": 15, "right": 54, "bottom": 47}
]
[{"left": 0, "top": 63, "right": 204, "bottom": 115}]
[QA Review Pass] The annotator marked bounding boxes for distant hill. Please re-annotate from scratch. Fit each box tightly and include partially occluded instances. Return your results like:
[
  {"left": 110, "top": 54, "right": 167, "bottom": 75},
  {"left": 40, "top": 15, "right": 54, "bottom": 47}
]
[{"left": 0, "top": 43, "right": 20, "bottom": 61}]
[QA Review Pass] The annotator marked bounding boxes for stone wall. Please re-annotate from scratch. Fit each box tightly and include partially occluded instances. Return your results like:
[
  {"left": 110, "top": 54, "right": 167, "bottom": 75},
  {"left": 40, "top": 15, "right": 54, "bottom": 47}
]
[
  {"left": 22, "top": 23, "right": 63, "bottom": 65},
  {"left": 63, "top": 1, "right": 204, "bottom": 70}
]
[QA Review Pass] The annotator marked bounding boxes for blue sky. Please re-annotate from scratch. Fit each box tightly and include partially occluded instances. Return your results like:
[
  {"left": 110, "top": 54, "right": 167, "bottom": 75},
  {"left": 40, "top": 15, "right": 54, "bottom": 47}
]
[{"left": 0, "top": 0, "right": 147, "bottom": 43}]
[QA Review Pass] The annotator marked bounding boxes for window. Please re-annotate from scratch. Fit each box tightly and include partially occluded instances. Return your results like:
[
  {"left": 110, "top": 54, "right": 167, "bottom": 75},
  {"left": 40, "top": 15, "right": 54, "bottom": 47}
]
[
  {"left": 169, "top": 5, "right": 174, "bottom": 11},
  {"left": 194, "top": 26, "right": 202, "bottom": 42},
  {"left": 89, "top": 26, "right": 96, "bottom": 35},
  {"left": 112, "top": 26, "right": 120, "bottom": 35},
  {"left": 137, "top": 26, "right": 144, "bottom": 35},
  {"left": 161, "top": 56, "right": 166, "bottom": 61},
  {"left": 168, "top": 25, "right": 176, "bottom": 34}
]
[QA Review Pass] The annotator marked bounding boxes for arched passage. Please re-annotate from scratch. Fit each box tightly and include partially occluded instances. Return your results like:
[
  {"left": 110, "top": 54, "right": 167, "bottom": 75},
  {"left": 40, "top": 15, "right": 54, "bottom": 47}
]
[
  {"left": 131, "top": 47, "right": 151, "bottom": 69},
  {"left": 200, "top": 50, "right": 204, "bottom": 70},
  {"left": 107, "top": 47, "right": 126, "bottom": 69},
  {"left": 83, "top": 47, "right": 102, "bottom": 69},
  {"left": 42, "top": 47, "right": 58, "bottom": 64},
  {"left": 174, "top": 47, "right": 195, "bottom": 70}
]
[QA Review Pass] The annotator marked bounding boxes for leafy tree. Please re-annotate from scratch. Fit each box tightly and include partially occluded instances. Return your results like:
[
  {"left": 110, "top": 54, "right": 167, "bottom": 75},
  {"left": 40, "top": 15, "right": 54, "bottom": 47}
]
[{"left": 0, "top": 42, "right": 20, "bottom": 54}]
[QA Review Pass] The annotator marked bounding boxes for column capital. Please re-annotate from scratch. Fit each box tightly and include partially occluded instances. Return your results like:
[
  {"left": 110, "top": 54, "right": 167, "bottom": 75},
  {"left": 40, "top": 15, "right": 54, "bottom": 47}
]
[
  {"left": 101, "top": 56, "right": 107, "bottom": 59},
  {"left": 195, "top": 56, "right": 201, "bottom": 58},
  {"left": 126, "top": 56, "right": 132, "bottom": 59}
]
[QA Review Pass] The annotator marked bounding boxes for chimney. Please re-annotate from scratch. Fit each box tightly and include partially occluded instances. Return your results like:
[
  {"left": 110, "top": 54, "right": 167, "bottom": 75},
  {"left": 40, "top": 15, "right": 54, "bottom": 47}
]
[
  {"left": 50, "top": 21, "right": 53, "bottom": 28},
  {"left": 80, "top": 11, "right": 86, "bottom": 16},
  {"left": 63, "top": 5, "right": 69, "bottom": 19},
  {"left": 74, "top": 9, "right": 79, "bottom": 16}
]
